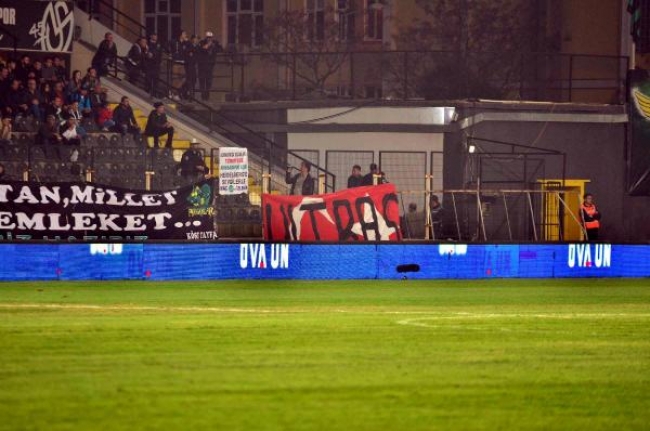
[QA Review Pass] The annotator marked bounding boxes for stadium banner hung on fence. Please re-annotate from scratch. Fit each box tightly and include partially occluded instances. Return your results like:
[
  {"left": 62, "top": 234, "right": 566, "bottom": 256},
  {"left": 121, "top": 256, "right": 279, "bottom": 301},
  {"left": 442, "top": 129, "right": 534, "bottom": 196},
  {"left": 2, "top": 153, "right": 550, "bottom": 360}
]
[
  {"left": 0, "top": 180, "right": 217, "bottom": 241},
  {"left": 262, "top": 184, "right": 402, "bottom": 241},
  {"left": 218, "top": 147, "right": 248, "bottom": 195},
  {"left": 0, "top": 1, "right": 74, "bottom": 53}
]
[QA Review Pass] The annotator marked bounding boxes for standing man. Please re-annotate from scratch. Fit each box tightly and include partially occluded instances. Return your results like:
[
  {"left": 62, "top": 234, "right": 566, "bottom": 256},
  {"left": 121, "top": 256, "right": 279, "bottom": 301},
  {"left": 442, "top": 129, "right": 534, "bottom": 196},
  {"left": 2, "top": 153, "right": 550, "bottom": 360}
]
[
  {"left": 144, "top": 102, "right": 174, "bottom": 148},
  {"left": 286, "top": 161, "right": 315, "bottom": 195},
  {"left": 580, "top": 193, "right": 601, "bottom": 241},
  {"left": 183, "top": 35, "right": 200, "bottom": 100},
  {"left": 197, "top": 31, "right": 222, "bottom": 101},
  {"left": 126, "top": 37, "right": 147, "bottom": 84},
  {"left": 169, "top": 30, "right": 189, "bottom": 100},
  {"left": 347, "top": 164, "right": 363, "bottom": 188},
  {"left": 145, "top": 33, "right": 163, "bottom": 97},
  {"left": 92, "top": 32, "right": 118, "bottom": 76},
  {"left": 362, "top": 163, "right": 386, "bottom": 186}
]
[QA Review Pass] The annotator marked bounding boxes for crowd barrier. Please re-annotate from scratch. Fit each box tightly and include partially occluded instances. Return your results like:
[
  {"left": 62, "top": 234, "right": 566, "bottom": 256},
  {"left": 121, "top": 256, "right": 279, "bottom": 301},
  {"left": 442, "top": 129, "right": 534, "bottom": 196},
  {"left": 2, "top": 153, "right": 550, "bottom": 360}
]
[{"left": 0, "top": 242, "right": 646, "bottom": 281}]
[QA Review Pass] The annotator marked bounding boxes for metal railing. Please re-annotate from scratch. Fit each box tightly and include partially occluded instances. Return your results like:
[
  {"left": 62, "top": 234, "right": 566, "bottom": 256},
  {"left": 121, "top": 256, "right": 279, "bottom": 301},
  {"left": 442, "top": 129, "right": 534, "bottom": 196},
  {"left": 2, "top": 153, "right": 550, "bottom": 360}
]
[{"left": 170, "top": 49, "right": 628, "bottom": 104}]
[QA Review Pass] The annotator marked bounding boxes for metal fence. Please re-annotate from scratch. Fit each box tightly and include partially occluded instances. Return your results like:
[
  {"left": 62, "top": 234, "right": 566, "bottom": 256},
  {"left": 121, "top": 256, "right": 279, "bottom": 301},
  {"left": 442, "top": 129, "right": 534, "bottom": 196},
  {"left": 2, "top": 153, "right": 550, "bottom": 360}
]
[
  {"left": 398, "top": 188, "right": 586, "bottom": 242},
  {"left": 163, "top": 50, "right": 628, "bottom": 104}
]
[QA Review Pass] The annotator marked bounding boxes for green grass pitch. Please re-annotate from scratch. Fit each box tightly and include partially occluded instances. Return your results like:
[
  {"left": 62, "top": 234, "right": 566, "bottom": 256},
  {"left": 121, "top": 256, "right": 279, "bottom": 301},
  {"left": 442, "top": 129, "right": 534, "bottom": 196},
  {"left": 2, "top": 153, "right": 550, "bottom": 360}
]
[{"left": 1, "top": 279, "right": 649, "bottom": 430}]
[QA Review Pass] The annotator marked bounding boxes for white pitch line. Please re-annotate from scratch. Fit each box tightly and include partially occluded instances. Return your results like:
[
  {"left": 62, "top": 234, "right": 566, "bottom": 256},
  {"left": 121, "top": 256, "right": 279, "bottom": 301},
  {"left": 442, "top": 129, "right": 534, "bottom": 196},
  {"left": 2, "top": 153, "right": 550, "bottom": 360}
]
[{"left": 1, "top": 304, "right": 649, "bottom": 319}]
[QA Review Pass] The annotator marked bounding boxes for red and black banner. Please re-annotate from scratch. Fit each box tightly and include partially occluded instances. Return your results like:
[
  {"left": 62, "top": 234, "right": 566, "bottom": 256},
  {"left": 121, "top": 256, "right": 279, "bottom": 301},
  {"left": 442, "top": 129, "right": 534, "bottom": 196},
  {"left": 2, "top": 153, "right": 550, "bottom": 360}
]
[
  {"left": 262, "top": 184, "right": 402, "bottom": 242},
  {"left": 0, "top": 180, "right": 217, "bottom": 241}
]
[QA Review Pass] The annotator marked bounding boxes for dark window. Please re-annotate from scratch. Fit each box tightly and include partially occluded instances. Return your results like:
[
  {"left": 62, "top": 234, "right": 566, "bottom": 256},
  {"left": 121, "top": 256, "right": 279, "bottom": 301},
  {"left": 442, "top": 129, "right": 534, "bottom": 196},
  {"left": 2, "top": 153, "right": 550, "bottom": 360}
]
[
  {"left": 254, "top": 15, "right": 264, "bottom": 46},
  {"left": 239, "top": 14, "right": 252, "bottom": 46},
  {"left": 145, "top": 0, "right": 156, "bottom": 14},
  {"left": 170, "top": 0, "right": 181, "bottom": 14},
  {"left": 228, "top": 16, "right": 238, "bottom": 45},
  {"left": 226, "top": 0, "right": 264, "bottom": 48},
  {"left": 157, "top": 15, "right": 169, "bottom": 42}
]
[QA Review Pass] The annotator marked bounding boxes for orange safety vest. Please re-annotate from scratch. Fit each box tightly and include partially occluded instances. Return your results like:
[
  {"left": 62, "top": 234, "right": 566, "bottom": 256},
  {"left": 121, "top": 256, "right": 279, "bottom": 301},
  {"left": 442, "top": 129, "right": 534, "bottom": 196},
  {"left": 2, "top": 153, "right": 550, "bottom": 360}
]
[{"left": 581, "top": 203, "right": 600, "bottom": 229}]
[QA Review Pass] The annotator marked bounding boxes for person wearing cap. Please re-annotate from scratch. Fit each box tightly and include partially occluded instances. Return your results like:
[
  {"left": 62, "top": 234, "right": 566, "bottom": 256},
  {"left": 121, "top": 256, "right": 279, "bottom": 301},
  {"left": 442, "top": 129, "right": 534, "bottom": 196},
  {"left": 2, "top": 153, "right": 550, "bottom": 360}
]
[
  {"left": 179, "top": 139, "right": 209, "bottom": 184},
  {"left": 197, "top": 31, "right": 222, "bottom": 101},
  {"left": 144, "top": 102, "right": 174, "bottom": 148}
]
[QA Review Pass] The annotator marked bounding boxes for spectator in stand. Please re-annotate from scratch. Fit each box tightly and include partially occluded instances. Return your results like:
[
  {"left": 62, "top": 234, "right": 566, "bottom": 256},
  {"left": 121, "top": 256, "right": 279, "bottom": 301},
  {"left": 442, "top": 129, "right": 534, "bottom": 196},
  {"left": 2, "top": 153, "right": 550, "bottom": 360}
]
[
  {"left": 36, "top": 114, "right": 63, "bottom": 159},
  {"left": 66, "top": 100, "right": 83, "bottom": 122},
  {"left": 0, "top": 115, "right": 13, "bottom": 156},
  {"left": 61, "top": 118, "right": 83, "bottom": 147},
  {"left": 53, "top": 56, "right": 67, "bottom": 82},
  {"left": 81, "top": 67, "right": 101, "bottom": 93},
  {"left": 40, "top": 82, "right": 53, "bottom": 105},
  {"left": 179, "top": 139, "right": 208, "bottom": 184},
  {"left": 95, "top": 101, "right": 115, "bottom": 132},
  {"left": 66, "top": 70, "right": 83, "bottom": 102},
  {"left": 6, "top": 79, "right": 26, "bottom": 118},
  {"left": 44, "top": 96, "right": 67, "bottom": 129},
  {"left": 5, "top": 59, "right": 17, "bottom": 82},
  {"left": 144, "top": 102, "right": 174, "bottom": 148},
  {"left": 286, "top": 161, "right": 315, "bottom": 195},
  {"left": 32, "top": 60, "right": 43, "bottom": 85},
  {"left": 126, "top": 37, "right": 147, "bottom": 84},
  {"left": 361, "top": 163, "right": 379, "bottom": 186},
  {"left": 169, "top": 30, "right": 189, "bottom": 101},
  {"left": 92, "top": 32, "right": 118, "bottom": 76},
  {"left": 183, "top": 35, "right": 200, "bottom": 100},
  {"left": 15, "top": 55, "right": 32, "bottom": 85},
  {"left": 197, "top": 31, "right": 221, "bottom": 101},
  {"left": 113, "top": 96, "right": 140, "bottom": 136},
  {"left": 145, "top": 33, "right": 163, "bottom": 97},
  {"left": 41, "top": 57, "right": 57, "bottom": 84},
  {"left": 23, "top": 78, "right": 44, "bottom": 123},
  {"left": 347, "top": 164, "right": 363, "bottom": 188},
  {"left": 50, "top": 81, "right": 66, "bottom": 103},
  {"left": 0, "top": 66, "right": 11, "bottom": 95}
]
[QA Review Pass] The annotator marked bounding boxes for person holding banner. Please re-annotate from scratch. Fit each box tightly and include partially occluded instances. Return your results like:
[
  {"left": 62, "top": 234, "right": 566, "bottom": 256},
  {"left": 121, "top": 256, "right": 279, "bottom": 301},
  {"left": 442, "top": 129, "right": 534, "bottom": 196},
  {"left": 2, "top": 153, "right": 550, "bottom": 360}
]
[{"left": 286, "top": 161, "right": 315, "bottom": 195}]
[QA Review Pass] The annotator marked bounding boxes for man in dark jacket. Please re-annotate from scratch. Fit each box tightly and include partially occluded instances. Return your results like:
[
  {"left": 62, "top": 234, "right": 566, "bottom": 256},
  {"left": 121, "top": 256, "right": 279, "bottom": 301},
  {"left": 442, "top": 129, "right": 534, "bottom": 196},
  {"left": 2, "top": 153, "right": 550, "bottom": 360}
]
[
  {"left": 126, "top": 37, "right": 147, "bottom": 84},
  {"left": 197, "top": 31, "right": 221, "bottom": 101},
  {"left": 347, "top": 164, "right": 363, "bottom": 188},
  {"left": 179, "top": 140, "right": 208, "bottom": 184},
  {"left": 113, "top": 96, "right": 140, "bottom": 136},
  {"left": 144, "top": 34, "right": 163, "bottom": 97},
  {"left": 144, "top": 102, "right": 174, "bottom": 148},
  {"left": 286, "top": 161, "right": 315, "bottom": 195},
  {"left": 92, "top": 32, "right": 118, "bottom": 76}
]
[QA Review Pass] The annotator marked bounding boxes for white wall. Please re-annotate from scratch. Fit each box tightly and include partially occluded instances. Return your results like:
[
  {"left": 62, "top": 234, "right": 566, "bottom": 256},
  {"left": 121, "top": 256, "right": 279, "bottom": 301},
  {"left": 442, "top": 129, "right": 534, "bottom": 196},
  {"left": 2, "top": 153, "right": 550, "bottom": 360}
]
[{"left": 288, "top": 107, "right": 456, "bottom": 125}]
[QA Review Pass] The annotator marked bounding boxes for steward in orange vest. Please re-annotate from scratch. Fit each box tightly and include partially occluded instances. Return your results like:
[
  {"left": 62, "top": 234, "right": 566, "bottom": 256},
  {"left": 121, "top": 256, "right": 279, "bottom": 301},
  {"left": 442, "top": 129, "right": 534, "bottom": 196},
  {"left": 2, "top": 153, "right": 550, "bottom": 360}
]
[{"left": 580, "top": 193, "right": 601, "bottom": 241}]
